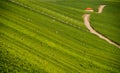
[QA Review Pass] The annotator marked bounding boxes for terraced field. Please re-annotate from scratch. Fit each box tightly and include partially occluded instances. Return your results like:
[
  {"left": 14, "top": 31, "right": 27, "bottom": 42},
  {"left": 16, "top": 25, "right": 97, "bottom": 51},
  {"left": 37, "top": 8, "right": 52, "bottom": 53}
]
[{"left": 0, "top": 0, "right": 120, "bottom": 73}]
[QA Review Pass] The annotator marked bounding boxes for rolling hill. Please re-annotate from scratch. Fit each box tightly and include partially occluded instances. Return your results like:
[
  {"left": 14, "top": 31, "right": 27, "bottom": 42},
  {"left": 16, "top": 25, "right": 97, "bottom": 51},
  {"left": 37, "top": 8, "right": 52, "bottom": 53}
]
[{"left": 0, "top": 0, "right": 120, "bottom": 73}]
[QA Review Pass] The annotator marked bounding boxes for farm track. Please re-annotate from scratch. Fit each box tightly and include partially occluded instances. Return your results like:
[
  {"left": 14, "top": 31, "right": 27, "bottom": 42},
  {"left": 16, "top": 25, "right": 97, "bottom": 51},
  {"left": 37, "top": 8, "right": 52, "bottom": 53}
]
[
  {"left": 2, "top": 16, "right": 115, "bottom": 72},
  {"left": 0, "top": 11, "right": 91, "bottom": 72},
  {"left": 1, "top": 0, "right": 120, "bottom": 73},
  {"left": 83, "top": 5, "right": 120, "bottom": 48},
  {"left": 0, "top": 0, "right": 119, "bottom": 61},
  {"left": 1, "top": 1, "right": 109, "bottom": 59},
  {"left": 98, "top": 5, "right": 106, "bottom": 13},
  {"left": 1, "top": 20, "right": 119, "bottom": 72}
]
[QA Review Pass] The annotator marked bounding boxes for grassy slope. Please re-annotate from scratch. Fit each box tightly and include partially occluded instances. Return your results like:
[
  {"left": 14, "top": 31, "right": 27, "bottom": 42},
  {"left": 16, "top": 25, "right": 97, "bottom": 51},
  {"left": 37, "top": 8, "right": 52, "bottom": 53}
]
[
  {"left": 0, "top": 0, "right": 120, "bottom": 73},
  {"left": 91, "top": 1, "right": 120, "bottom": 44},
  {"left": 53, "top": 0, "right": 120, "bottom": 44}
]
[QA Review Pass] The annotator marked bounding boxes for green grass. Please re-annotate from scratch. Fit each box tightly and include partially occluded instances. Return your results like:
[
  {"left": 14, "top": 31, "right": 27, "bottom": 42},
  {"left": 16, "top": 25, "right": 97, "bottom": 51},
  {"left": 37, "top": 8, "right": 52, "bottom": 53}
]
[
  {"left": 91, "top": 1, "right": 120, "bottom": 44},
  {"left": 0, "top": 0, "right": 120, "bottom": 73}
]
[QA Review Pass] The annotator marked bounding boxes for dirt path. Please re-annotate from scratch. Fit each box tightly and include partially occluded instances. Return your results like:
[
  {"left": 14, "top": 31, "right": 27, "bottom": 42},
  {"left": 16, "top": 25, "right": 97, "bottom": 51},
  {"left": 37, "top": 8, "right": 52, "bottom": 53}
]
[
  {"left": 98, "top": 5, "right": 106, "bottom": 13},
  {"left": 83, "top": 5, "right": 120, "bottom": 48}
]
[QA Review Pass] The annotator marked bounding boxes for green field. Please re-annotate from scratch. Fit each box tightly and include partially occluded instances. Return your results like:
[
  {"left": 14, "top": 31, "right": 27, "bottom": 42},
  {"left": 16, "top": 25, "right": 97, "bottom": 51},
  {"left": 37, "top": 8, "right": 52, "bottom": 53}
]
[
  {"left": 0, "top": 0, "right": 120, "bottom": 73},
  {"left": 91, "top": 3, "right": 120, "bottom": 44}
]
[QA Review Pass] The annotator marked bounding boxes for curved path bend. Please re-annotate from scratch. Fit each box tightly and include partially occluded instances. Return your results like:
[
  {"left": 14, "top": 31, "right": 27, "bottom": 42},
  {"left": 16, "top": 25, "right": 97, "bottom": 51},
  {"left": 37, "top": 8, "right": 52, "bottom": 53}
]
[
  {"left": 83, "top": 5, "right": 120, "bottom": 48},
  {"left": 98, "top": 5, "right": 106, "bottom": 13}
]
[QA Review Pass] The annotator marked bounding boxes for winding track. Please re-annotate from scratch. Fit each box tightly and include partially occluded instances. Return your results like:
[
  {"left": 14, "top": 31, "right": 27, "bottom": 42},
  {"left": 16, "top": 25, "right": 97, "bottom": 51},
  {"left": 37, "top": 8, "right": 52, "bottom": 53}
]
[
  {"left": 83, "top": 5, "right": 120, "bottom": 48},
  {"left": 98, "top": 5, "right": 106, "bottom": 13}
]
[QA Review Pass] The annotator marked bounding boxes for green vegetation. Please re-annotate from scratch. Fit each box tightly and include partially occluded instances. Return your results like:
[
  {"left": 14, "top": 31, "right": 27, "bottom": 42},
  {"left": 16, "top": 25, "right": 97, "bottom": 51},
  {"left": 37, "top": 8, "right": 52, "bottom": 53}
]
[
  {"left": 0, "top": 0, "right": 120, "bottom": 73},
  {"left": 91, "top": 1, "right": 120, "bottom": 44}
]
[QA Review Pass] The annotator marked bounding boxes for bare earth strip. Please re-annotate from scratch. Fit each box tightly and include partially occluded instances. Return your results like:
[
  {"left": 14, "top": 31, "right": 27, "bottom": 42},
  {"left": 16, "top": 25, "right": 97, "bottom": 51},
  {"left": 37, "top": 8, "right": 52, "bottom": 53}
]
[
  {"left": 98, "top": 5, "right": 106, "bottom": 13},
  {"left": 83, "top": 5, "right": 120, "bottom": 48}
]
